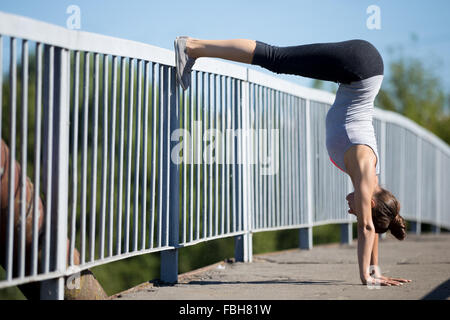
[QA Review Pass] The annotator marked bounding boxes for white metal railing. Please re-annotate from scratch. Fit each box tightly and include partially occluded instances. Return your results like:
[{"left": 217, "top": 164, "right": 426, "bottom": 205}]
[{"left": 0, "top": 11, "right": 449, "bottom": 299}]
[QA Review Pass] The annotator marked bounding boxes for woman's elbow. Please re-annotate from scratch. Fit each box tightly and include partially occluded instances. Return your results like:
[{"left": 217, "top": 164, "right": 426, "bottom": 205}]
[{"left": 357, "top": 221, "right": 375, "bottom": 233}]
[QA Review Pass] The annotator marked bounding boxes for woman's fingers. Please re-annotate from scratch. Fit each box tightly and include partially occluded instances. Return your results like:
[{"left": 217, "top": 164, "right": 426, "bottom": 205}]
[
  {"left": 383, "top": 276, "right": 412, "bottom": 283},
  {"left": 389, "top": 277, "right": 412, "bottom": 283}
]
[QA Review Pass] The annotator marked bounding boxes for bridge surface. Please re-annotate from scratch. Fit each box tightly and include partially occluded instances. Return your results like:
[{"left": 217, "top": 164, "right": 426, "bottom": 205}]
[{"left": 112, "top": 233, "right": 450, "bottom": 300}]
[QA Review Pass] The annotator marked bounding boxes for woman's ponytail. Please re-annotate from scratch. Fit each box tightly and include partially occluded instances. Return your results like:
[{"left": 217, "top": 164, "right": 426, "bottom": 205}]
[{"left": 388, "top": 214, "right": 407, "bottom": 240}]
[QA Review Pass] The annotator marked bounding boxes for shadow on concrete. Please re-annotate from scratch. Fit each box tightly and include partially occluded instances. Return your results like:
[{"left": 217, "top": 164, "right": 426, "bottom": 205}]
[
  {"left": 186, "top": 279, "right": 352, "bottom": 286},
  {"left": 421, "top": 278, "right": 450, "bottom": 300}
]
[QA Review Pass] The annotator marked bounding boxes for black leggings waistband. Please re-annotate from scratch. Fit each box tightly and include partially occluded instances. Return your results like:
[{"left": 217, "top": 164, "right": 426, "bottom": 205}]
[{"left": 251, "top": 39, "right": 384, "bottom": 84}]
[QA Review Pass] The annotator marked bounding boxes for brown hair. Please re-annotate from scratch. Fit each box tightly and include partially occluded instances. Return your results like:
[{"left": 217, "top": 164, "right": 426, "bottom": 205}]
[{"left": 371, "top": 188, "right": 407, "bottom": 240}]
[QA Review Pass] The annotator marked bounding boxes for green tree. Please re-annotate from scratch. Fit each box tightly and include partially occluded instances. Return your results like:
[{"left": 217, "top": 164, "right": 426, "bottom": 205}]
[{"left": 375, "top": 49, "right": 450, "bottom": 144}]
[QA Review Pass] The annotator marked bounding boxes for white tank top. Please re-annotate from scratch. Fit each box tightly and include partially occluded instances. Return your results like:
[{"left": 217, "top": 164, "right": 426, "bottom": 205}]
[{"left": 325, "top": 75, "right": 383, "bottom": 175}]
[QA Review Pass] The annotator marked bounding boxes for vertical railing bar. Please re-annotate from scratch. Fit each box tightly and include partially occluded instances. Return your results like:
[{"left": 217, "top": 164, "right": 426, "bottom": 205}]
[
  {"left": 257, "top": 85, "right": 262, "bottom": 229},
  {"left": 254, "top": 84, "right": 258, "bottom": 229},
  {"left": 251, "top": 83, "right": 257, "bottom": 230},
  {"left": 285, "top": 94, "right": 292, "bottom": 225},
  {"left": 208, "top": 74, "right": 213, "bottom": 237},
  {"left": 230, "top": 77, "right": 234, "bottom": 233},
  {"left": 250, "top": 83, "right": 255, "bottom": 230},
  {"left": 149, "top": 62, "right": 157, "bottom": 249},
  {"left": 290, "top": 95, "right": 295, "bottom": 225},
  {"left": 107, "top": 55, "right": 118, "bottom": 257},
  {"left": 6, "top": 37, "right": 17, "bottom": 280},
  {"left": 164, "top": 66, "right": 173, "bottom": 248},
  {"left": 248, "top": 83, "right": 254, "bottom": 231},
  {"left": 267, "top": 87, "right": 272, "bottom": 228},
  {"left": 251, "top": 84, "right": 256, "bottom": 229},
  {"left": 89, "top": 52, "right": 100, "bottom": 262},
  {"left": 264, "top": 87, "right": 269, "bottom": 229},
  {"left": 225, "top": 77, "right": 230, "bottom": 234},
  {"left": 157, "top": 65, "right": 164, "bottom": 247},
  {"left": 255, "top": 85, "right": 262, "bottom": 228},
  {"left": 290, "top": 94, "right": 294, "bottom": 225},
  {"left": 231, "top": 78, "right": 236, "bottom": 232},
  {"left": 263, "top": 86, "right": 268, "bottom": 229},
  {"left": 69, "top": 50, "right": 80, "bottom": 266},
  {"left": 286, "top": 95, "right": 291, "bottom": 226},
  {"left": 267, "top": 87, "right": 271, "bottom": 228},
  {"left": 278, "top": 91, "right": 282, "bottom": 227},
  {"left": 256, "top": 85, "right": 264, "bottom": 228},
  {"left": 304, "top": 98, "right": 314, "bottom": 238},
  {"left": 115, "top": 57, "right": 126, "bottom": 255},
  {"left": 43, "top": 45, "right": 70, "bottom": 299},
  {"left": 295, "top": 96, "right": 300, "bottom": 224},
  {"left": 132, "top": 60, "right": 143, "bottom": 252},
  {"left": 214, "top": 74, "right": 219, "bottom": 236},
  {"left": 264, "top": 88, "right": 272, "bottom": 227},
  {"left": 295, "top": 98, "right": 302, "bottom": 224},
  {"left": 270, "top": 88, "right": 276, "bottom": 228},
  {"left": 189, "top": 74, "right": 194, "bottom": 242},
  {"left": 236, "top": 78, "right": 240, "bottom": 233},
  {"left": 286, "top": 93, "right": 291, "bottom": 226},
  {"left": 0, "top": 36, "right": 2, "bottom": 260},
  {"left": 267, "top": 88, "right": 272, "bottom": 228},
  {"left": 280, "top": 92, "right": 286, "bottom": 226},
  {"left": 140, "top": 61, "right": 150, "bottom": 250},
  {"left": 220, "top": 75, "right": 225, "bottom": 235},
  {"left": 196, "top": 71, "right": 200, "bottom": 240},
  {"left": 272, "top": 89, "right": 277, "bottom": 227},
  {"left": 99, "top": 54, "right": 109, "bottom": 260},
  {"left": 293, "top": 97, "right": 300, "bottom": 225},
  {"left": 181, "top": 81, "right": 186, "bottom": 244},
  {"left": 124, "top": 58, "right": 135, "bottom": 253},
  {"left": 237, "top": 80, "right": 242, "bottom": 232},
  {"left": 80, "top": 51, "right": 89, "bottom": 264},
  {"left": 202, "top": 72, "right": 207, "bottom": 239},
  {"left": 18, "top": 39, "right": 29, "bottom": 279},
  {"left": 31, "top": 42, "right": 43, "bottom": 275},
  {"left": 42, "top": 44, "right": 54, "bottom": 274},
  {"left": 258, "top": 85, "right": 262, "bottom": 229},
  {"left": 275, "top": 91, "right": 281, "bottom": 227}
]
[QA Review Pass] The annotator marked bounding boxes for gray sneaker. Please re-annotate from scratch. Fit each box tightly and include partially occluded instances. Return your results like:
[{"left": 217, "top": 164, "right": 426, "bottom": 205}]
[{"left": 174, "top": 36, "right": 196, "bottom": 90}]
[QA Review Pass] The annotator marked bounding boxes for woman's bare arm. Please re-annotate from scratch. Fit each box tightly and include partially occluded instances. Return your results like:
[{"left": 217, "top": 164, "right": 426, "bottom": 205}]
[
  {"left": 371, "top": 233, "right": 379, "bottom": 266},
  {"left": 344, "top": 145, "right": 378, "bottom": 284},
  {"left": 354, "top": 176, "right": 377, "bottom": 284}
]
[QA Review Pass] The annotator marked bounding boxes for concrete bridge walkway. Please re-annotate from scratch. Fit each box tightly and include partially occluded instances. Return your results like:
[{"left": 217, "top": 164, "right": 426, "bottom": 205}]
[{"left": 112, "top": 233, "right": 450, "bottom": 300}]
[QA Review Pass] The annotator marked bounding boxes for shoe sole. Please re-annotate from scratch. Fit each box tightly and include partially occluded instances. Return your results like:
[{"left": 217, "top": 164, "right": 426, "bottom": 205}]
[{"left": 174, "top": 38, "right": 187, "bottom": 90}]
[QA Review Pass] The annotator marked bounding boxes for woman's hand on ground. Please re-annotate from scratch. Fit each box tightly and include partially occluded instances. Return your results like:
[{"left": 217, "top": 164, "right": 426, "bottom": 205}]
[
  {"left": 362, "top": 275, "right": 411, "bottom": 286},
  {"left": 378, "top": 275, "right": 412, "bottom": 285},
  {"left": 369, "top": 266, "right": 412, "bottom": 286}
]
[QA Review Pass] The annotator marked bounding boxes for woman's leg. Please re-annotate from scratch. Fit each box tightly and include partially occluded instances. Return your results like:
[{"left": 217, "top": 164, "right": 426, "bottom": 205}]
[
  {"left": 185, "top": 38, "right": 383, "bottom": 85},
  {"left": 186, "top": 38, "right": 257, "bottom": 64}
]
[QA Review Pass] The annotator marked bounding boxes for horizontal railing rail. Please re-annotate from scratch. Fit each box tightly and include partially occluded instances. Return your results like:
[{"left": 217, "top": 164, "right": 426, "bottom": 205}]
[{"left": 0, "top": 11, "right": 449, "bottom": 299}]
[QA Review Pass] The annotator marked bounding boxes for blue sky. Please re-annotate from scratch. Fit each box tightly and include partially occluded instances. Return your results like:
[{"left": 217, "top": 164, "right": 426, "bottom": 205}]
[{"left": 1, "top": 0, "right": 450, "bottom": 90}]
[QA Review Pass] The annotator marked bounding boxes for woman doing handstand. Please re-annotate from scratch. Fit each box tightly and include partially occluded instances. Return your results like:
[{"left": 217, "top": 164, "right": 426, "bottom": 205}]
[{"left": 174, "top": 37, "right": 411, "bottom": 286}]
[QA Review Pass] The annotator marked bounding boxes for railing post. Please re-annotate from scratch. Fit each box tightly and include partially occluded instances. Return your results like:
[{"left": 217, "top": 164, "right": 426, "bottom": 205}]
[
  {"left": 40, "top": 46, "right": 70, "bottom": 300},
  {"left": 160, "top": 67, "right": 180, "bottom": 283},
  {"left": 379, "top": 120, "right": 387, "bottom": 240},
  {"left": 410, "top": 221, "right": 421, "bottom": 235},
  {"left": 340, "top": 223, "right": 353, "bottom": 245},
  {"left": 433, "top": 149, "right": 441, "bottom": 235},
  {"left": 299, "top": 99, "right": 313, "bottom": 250},
  {"left": 413, "top": 137, "right": 422, "bottom": 235},
  {"left": 235, "top": 78, "right": 252, "bottom": 262}
]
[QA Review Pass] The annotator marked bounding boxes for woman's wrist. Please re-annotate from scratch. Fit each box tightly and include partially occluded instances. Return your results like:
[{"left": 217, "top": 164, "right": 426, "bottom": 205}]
[{"left": 369, "top": 264, "right": 382, "bottom": 278}]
